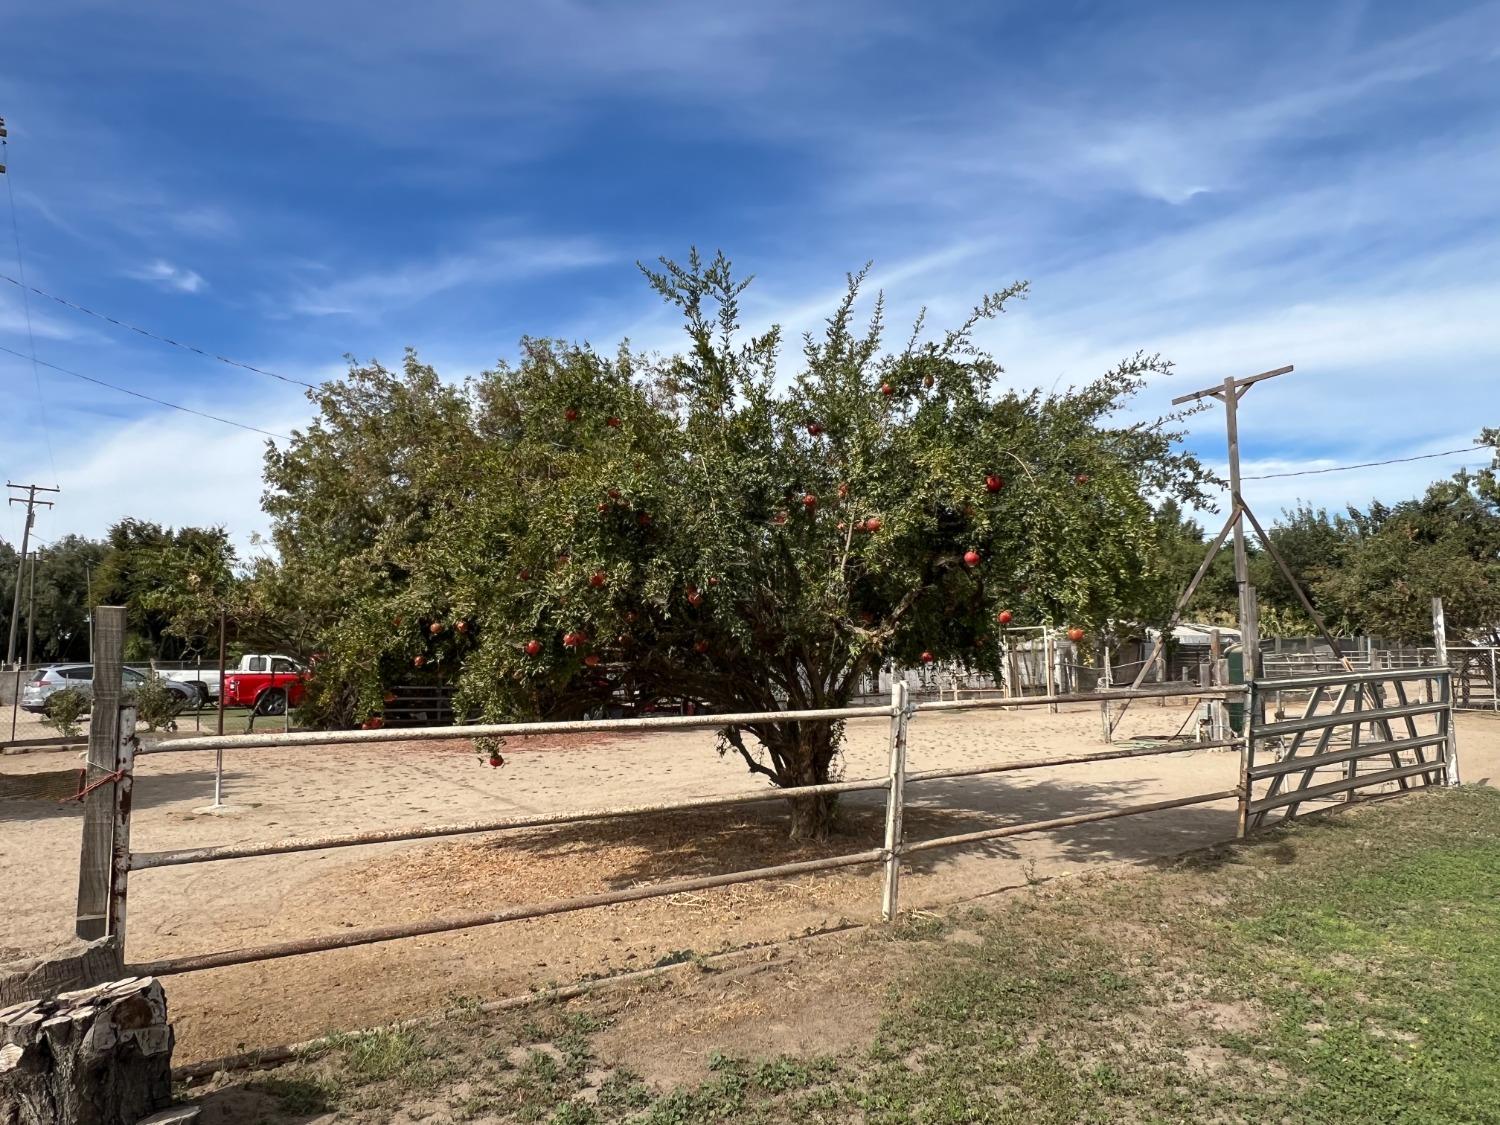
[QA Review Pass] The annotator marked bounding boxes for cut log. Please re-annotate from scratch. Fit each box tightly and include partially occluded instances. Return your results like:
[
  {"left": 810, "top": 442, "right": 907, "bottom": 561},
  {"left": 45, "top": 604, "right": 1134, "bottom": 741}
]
[
  {"left": 0, "top": 978, "right": 176, "bottom": 1125},
  {"left": 0, "top": 938, "right": 123, "bottom": 1010}
]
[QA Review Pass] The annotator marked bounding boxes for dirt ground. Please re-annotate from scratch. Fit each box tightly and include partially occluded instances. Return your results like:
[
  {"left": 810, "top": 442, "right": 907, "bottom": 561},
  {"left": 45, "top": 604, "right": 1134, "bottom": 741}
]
[{"left": 4, "top": 701, "right": 1498, "bottom": 1065}]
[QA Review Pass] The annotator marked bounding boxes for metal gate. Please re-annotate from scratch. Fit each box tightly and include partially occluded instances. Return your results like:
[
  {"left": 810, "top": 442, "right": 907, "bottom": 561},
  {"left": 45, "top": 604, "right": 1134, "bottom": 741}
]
[{"left": 1241, "top": 668, "right": 1457, "bottom": 833}]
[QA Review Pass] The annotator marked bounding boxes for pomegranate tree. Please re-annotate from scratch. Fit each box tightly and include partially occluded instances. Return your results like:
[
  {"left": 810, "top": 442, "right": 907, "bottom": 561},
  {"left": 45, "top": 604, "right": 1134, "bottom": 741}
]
[{"left": 262, "top": 252, "right": 1210, "bottom": 837}]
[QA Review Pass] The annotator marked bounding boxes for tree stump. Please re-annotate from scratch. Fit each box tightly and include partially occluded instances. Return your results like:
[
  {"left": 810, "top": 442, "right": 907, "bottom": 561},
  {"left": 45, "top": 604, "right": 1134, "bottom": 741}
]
[{"left": 0, "top": 978, "right": 176, "bottom": 1125}]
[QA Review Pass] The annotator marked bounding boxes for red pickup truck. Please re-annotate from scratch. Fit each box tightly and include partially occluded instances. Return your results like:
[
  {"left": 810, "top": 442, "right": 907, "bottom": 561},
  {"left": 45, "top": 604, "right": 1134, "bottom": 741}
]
[{"left": 222, "top": 655, "right": 306, "bottom": 714}]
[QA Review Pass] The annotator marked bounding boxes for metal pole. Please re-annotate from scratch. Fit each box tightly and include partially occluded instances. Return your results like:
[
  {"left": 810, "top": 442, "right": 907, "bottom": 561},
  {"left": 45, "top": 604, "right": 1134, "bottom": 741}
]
[
  {"left": 215, "top": 609, "right": 226, "bottom": 738},
  {"left": 194, "top": 653, "right": 201, "bottom": 732},
  {"left": 881, "top": 680, "right": 909, "bottom": 922},
  {"left": 1491, "top": 648, "right": 1498, "bottom": 714},
  {"left": 85, "top": 564, "right": 93, "bottom": 663},
  {"left": 1044, "top": 629, "right": 1058, "bottom": 713},
  {"left": 1238, "top": 681, "right": 1255, "bottom": 838},
  {"left": 8, "top": 663, "right": 19, "bottom": 741},
  {"left": 1099, "top": 643, "right": 1113, "bottom": 743},
  {"left": 109, "top": 706, "right": 137, "bottom": 949}
]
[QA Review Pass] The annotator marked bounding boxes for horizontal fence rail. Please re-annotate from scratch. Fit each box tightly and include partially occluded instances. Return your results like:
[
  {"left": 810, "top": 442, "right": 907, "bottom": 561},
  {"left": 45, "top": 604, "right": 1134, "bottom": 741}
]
[
  {"left": 1251, "top": 667, "right": 1444, "bottom": 691},
  {"left": 77, "top": 668, "right": 1457, "bottom": 986},
  {"left": 127, "top": 848, "right": 887, "bottom": 978},
  {"left": 135, "top": 704, "right": 897, "bottom": 755},
  {"left": 130, "top": 775, "right": 892, "bottom": 871},
  {"left": 1242, "top": 669, "right": 1457, "bottom": 831},
  {"left": 1247, "top": 762, "right": 1447, "bottom": 816},
  {"left": 900, "top": 789, "right": 1242, "bottom": 855}
]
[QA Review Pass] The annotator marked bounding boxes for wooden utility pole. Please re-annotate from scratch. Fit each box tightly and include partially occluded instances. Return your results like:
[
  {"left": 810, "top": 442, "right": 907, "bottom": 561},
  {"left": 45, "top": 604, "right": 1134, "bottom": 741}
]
[
  {"left": 1171, "top": 366, "right": 1293, "bottom": 683},
  {"left": 5, "top": 481, "right": 58, "bottom": 666},
  {"left": 1105, "top": 366, "right": 1293, "bottom": 738},
  {"left": 24, "top": 549, "right": 36, "bottom": 665}
]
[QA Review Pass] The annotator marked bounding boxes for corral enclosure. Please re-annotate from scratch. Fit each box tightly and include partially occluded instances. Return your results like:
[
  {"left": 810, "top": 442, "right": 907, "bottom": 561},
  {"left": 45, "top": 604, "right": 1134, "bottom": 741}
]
[{"left": 6, "top": 661, "right": 1492, "bottom": 1067}]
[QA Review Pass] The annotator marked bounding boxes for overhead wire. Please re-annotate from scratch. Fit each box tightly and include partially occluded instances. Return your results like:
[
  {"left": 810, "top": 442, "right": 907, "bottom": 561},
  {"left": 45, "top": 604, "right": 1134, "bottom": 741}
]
[
  {"left": 0, "top": 271, "right": 316, "bottom": 389},
  {"left": 0, "top": 343, "right": 291, "bottom": 440},
  {"left": 1241, "top": 444, "right": 1491, "bottom": 480},
  {"left": 1, "top": 126, "right": 61, "bottom": 484}
]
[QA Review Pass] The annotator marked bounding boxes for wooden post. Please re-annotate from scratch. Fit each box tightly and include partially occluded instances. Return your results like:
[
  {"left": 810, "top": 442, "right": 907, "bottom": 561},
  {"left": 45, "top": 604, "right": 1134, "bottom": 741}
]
[
  {"left": 109, "top": 707, "right": 136, "bottom": 947},
  {"left": 75, "top": 606, "right": 125, "bottom": 941},
  {"left": 1243, "top": 585, "right": 1262, "bottom": 685},
  {"left": 881, "top": 681, "right": 909, "bottom": 922}
]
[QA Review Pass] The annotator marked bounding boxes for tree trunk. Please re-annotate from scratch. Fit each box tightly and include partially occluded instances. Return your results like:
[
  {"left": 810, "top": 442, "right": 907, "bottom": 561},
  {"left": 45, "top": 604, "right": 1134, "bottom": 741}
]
[
  {"left": 787, "top": 790, "right": 838, "bottom": 841},
  {"left": 767, "top": 722, "right": 841, "bottom": 841},
  {"left": 0, "top": 978, "right": 178, "bottom": 1125}
]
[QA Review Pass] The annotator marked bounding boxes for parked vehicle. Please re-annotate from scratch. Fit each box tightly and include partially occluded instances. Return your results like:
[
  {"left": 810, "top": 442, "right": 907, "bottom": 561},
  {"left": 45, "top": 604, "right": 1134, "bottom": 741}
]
[
  {"left": 155, "top": 653, "right": 304, "bottom": 703},
  {"left": 20, "top": 664, "right": 198, "bottom": 714},
  {"left": 222, "top": 655, "right": 306, "bottom": 714}
]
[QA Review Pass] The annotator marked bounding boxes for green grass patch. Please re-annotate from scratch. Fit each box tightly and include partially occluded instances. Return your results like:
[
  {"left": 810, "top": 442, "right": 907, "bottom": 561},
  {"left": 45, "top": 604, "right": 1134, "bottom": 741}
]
[{"left": 202, "top": 787, "right": 1500, "bottom": 1123}]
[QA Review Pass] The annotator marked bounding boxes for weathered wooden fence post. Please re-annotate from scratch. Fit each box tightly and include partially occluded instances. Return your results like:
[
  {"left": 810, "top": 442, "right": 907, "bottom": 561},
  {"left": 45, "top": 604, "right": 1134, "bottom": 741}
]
[
  {"left": 75, "top": 607, "right": 125, "bottom": 941},
  {"left": 881, "top": 681, "right": 909, "bottom": 922}
]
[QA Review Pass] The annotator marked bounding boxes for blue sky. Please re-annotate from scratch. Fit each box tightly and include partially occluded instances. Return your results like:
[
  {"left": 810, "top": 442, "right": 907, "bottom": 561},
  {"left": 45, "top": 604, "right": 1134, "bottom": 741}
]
[{"left": 2, "top": 0, "right": 1497, "bottom": 557}]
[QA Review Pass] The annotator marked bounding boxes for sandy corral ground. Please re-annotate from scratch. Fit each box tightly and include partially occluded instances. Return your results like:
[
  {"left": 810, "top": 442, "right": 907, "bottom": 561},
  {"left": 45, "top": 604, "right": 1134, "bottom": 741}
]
[{"left": 3, "top": 699, "right": 1498, "bottom": 1064}]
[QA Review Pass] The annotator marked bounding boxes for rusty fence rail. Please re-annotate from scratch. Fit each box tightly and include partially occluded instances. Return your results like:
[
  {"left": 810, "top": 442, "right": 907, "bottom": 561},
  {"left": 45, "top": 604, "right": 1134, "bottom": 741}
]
[{"left": 78, "top": 678, "right": 1458, "bottom": 982}]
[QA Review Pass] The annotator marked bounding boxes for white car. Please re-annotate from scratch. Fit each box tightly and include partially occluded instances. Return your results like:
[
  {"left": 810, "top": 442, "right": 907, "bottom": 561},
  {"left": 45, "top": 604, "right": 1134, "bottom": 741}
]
[{"left": 20, "top": 664, "right": 198, "bottom": 714}]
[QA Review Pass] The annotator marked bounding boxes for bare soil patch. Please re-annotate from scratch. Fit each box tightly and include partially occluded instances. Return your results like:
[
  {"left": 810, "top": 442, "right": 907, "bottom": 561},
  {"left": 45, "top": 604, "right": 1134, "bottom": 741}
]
[{"left": 4, "top": 704, "right": 1496, "bottom": 1064}]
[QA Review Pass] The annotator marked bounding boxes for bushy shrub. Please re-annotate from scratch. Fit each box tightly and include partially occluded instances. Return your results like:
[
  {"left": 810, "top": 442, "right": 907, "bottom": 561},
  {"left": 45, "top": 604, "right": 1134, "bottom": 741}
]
[
  {"left": 43, "top": 688, "right": 90, "bottom": 739},
  {"left": 129, "top": 673, "right": 185, "bottom": 732}
]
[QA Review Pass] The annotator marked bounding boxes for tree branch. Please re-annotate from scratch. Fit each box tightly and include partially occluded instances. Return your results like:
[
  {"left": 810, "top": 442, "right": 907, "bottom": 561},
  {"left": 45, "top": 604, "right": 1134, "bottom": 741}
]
[{"left": 719, "top": 724, "right": 780, "bottom": 781}]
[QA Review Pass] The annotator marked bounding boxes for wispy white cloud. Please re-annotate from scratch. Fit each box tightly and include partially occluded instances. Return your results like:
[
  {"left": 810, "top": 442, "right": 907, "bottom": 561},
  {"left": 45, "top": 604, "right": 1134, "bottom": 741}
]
[
  {"left": 127, "top": 259, "right": 207, "bottom": 293},
  {"left": 0, "top": 293, "right": 88, "bottom": 342},
  {"left": 291, "top": 237, "right": 613, "bottom": 319}
]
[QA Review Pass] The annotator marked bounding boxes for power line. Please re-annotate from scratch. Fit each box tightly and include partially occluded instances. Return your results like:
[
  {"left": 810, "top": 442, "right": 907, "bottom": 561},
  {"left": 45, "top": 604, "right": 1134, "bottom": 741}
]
[
  {"left": 1242, "top": 444, "right": 1491, "bottom": 480},
  {"left": 0, "top": 343, "right": 292, "bottom": 440},
  {"left": 1, "top": 119, "right": 61, "bottom": 484},
  {"left": 0, "top": 271, "right": 316, "bottom": 389}
]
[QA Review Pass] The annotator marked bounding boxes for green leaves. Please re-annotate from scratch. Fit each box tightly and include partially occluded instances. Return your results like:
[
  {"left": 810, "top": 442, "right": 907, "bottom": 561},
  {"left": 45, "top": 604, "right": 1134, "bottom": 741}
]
[{"left": 261, "top": 253, "right": 1210, "bottom": 746}]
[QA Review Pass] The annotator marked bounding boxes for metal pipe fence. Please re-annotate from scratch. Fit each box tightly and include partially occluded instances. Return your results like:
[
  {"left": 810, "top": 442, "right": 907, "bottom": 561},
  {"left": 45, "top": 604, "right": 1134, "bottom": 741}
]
[{"left": 70, "top": 675, "right": 1455, "bottom": 984}]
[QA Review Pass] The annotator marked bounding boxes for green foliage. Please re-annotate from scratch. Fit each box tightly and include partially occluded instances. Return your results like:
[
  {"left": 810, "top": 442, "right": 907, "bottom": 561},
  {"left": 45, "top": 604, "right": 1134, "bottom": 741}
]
[
  {"left": 42, "top": 687, "right": 89, "bottom": 738},
  {"left": 1310, "top": 468, "right": 1500, "bottom": 644},
  {"left": 1153, "top": 436, "right": 1500, "bottom": 644},
  {"left": 0, "top": 535, "right": 109, "bottom": 663},
  {"left": 94, "top": 519, "right": 240, "bottom": 661},
  {"left": 260, "top": 253, "right": 1210, "bottom": 831},
  {"left": 128, "top": 672, "right": 185, "bottom": 732}
]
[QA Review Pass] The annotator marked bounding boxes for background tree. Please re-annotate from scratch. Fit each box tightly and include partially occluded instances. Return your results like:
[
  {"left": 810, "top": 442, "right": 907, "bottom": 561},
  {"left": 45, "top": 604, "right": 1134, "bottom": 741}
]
[
  {"left": 0, "top": 535, "right": 109, "bottom": 663},
  {"left": 94, "top": 520, "right": 239, "bottom": 660},
  {"left": 1311, "top": 466, "right": 1500, "bottom": 644},
  {"left": 265, "top": 253, "right": 1212, "bottom": 837}
]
